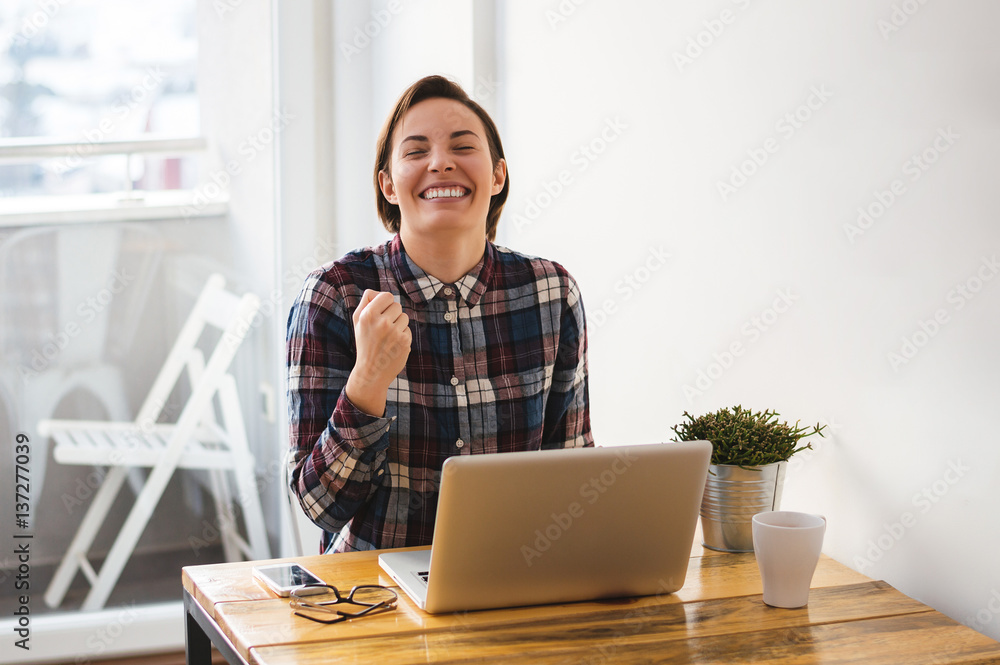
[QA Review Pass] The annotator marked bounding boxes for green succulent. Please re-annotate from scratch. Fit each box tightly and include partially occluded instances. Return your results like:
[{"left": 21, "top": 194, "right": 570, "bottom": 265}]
[{"left": 671, "top": 405, "right": 825, "bottom": 469}]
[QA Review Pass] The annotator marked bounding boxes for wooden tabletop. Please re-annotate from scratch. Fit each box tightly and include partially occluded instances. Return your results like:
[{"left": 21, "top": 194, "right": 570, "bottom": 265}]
[{"left": 183, "top": 537, "right": 1000, "bottom": 665}]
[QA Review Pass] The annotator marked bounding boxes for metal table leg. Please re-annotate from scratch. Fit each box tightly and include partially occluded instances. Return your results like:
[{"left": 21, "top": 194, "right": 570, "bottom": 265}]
[{"left": 184, "top": 589, "right": 249, "bottom": 665}]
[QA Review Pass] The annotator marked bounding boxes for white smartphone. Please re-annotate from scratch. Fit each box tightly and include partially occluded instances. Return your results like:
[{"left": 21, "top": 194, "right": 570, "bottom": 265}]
[{"left": 252, "top": 563, "right": 326, "bottom": 597}]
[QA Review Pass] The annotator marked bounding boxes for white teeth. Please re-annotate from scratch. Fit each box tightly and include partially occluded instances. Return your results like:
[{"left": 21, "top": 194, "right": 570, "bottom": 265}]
[{"left": 423, "top": 187, "right": 466, "bottom": 199}]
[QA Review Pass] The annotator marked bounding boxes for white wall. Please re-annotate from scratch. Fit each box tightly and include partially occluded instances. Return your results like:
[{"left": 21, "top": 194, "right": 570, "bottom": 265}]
[
  {"left": 276, "top": 0, "right": 999, "bottom": 641},
  {"left": 497, "top": 0, "right": 1000, "bottom": 639},
  {"left": 329, "top": 0, "right": 479, "bottom": 255}
]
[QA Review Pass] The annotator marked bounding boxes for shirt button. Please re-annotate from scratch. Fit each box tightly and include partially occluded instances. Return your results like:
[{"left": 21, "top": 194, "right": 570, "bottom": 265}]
[
  {"left": 444, "top": 312, "right": 454, "bottom": 322},
  {"left": 443, "top": 286, "right": 454, "bottom": 296},
  {"left": 456, "top": 439, "right": 465, "bottom": 448},
  {"left": 450, "top": 376, "right": 459, "bottom": 386}
]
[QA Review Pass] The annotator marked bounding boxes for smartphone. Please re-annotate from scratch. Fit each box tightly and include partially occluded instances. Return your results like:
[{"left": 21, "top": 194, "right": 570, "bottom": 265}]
[{"left": 252, "top": 563, "right": 326, "bottom": 597}]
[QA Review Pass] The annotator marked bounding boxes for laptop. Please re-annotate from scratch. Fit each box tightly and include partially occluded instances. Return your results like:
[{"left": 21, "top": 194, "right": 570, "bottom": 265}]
[{"left": 378, "top": 440, "right": 712, "bottom": 614}]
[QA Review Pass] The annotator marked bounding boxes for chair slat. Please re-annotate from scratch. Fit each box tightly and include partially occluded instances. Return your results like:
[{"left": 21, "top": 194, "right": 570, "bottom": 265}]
[
  {"left": 199, "top": 287, "right": 244, "bottom": 330},
  {"left": 66, "top": 430, "right": 93, "bottom": 448},
  {"left": 87, "top": 430, "right": 113, "bottom": 449},
  {"left": 36, "top": 272, "right": 271, "bottom": 612}
]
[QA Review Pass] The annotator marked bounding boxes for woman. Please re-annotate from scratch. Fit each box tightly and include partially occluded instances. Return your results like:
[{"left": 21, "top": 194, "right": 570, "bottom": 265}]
[{"left": 287, "top": 75, "right": 592, "bottom": 554}]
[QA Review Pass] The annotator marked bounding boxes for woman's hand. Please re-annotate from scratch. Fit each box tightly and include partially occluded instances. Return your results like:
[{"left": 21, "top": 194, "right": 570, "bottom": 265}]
[{"left": 344, "top": 290, "right": 412, "bottom": 417}]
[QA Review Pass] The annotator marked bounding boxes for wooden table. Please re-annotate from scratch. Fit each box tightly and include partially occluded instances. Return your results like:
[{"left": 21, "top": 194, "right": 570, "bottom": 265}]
[{"left": 183, "top": 538, "right": 1000, "bottom": 665}]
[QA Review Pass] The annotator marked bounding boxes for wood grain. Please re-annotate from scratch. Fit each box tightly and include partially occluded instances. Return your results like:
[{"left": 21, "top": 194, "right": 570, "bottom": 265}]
[
  {"left": 182, "top": 547, "right": 405, "bottom": 618},
  {"left": 200, "top": 550, "right": 865, "bottom": 661},
  {"left": 249, "top": 582, "right": 965, "bottom": 665},
  {"left": 675, "top": 550, "right": 869, "bottom": 602},
  {"left": 184, "top": 546, "right": 1000, "bottom": 665}
]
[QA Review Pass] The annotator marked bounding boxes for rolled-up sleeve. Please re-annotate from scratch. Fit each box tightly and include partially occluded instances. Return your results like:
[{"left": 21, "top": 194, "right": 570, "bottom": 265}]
[
  {"left": 542, "top": 271, "right": 593, "bottom": 450},
  {"left": 286, "top": 272, "right": 392, "bottom": 534}
]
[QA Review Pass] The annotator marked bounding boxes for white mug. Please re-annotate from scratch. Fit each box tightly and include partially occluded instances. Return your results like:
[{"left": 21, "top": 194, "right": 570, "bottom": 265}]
[{"left": 752, "top": 511, "right": 826, "bottom": 608}]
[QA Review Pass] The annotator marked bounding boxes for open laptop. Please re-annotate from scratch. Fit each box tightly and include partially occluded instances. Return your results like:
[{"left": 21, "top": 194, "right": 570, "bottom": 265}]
[{"left": 378, "top": 440, "right": 712, "bottom": 614}]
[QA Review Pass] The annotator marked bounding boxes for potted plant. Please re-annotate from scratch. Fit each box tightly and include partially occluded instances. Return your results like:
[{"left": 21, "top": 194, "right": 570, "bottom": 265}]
[{"left": 671, "top": 405, "right": 825, "bottom": 552}]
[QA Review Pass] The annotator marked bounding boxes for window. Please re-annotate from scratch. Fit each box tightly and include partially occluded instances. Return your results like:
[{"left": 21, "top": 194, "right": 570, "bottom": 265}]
[
  {"left": 0, "top": 3, "right": 285, "bottom": 663},
  {"left": 0, "top": 0, "right": 199, "bottom": 199}
]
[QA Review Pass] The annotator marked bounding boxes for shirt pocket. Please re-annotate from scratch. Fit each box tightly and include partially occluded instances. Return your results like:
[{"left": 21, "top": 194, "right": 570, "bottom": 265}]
[{"left": 493, "top": 367, "right": 548, "bottom": 452}]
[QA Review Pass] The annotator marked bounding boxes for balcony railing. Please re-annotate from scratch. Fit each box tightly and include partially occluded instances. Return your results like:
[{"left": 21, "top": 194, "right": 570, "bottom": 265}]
[{"left": 0, "top": 135, "right": 227, "bottom": 227}]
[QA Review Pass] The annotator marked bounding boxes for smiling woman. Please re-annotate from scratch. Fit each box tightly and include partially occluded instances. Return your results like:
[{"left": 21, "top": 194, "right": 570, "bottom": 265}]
[
  {"left": 374, "top": 75, "right": 509, "bottom": 240},
  {"left": 377, "top": 96, "right": 507, "bottom": 284},
  {"left": 286, "top": 74, "right": 593, "bottom": 556}
]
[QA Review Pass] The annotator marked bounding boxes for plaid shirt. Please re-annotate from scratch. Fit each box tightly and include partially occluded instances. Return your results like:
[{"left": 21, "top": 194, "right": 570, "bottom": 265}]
[{"left": 287, "top": 235, "right": 593, "bottom": 553}]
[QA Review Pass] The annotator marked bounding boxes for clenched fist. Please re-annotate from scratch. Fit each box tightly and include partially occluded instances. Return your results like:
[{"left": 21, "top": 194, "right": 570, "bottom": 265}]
[{"left": 344, "top": 289, "right": 412, "bottom": 417}]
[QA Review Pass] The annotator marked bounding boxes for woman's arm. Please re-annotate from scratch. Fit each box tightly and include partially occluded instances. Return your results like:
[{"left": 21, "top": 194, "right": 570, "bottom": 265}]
[
  {"left": 285, "top": 274, "right": 399, "bottom": 534},
  {"left": 542, "top": 273, "right": 594, "bottom": 449}
]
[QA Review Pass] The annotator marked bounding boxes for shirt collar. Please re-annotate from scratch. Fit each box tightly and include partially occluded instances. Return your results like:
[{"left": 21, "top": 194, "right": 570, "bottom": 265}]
[{"left": 389, "top": 234, "right": 495, "bottom": 307}]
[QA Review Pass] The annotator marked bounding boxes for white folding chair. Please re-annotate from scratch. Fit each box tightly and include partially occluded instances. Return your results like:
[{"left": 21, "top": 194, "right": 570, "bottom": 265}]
[
  {"left": 37, "top": 273, "right": 270, "bottom": 611},
  {"left": 0, "top": 224, "right": 162, "bottom": 513},
  {"left": 282, "top": 446, "right": 324, "bottom": 556}
]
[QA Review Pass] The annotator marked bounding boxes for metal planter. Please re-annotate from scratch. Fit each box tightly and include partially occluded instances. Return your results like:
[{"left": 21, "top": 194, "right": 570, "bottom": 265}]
[{"left": 700, "top": 461, "right": 786, "bottom": 552}]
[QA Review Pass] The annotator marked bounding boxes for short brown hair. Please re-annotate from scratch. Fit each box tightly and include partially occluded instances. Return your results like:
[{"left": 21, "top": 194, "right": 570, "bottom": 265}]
[{"left": 374, "top": 75, "right": 509, "bottom": 242}]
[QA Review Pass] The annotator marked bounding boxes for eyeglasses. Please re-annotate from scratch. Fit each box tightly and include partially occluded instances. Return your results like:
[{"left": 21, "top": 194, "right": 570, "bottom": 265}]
[{"left": 289, "top": 584, "right": 398, "bottom": 624}]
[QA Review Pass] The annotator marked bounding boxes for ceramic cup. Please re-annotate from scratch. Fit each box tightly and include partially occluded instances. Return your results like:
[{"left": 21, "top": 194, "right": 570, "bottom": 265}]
[{"left": 752, "top": 511, "right": 826, "bottom": 609}]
